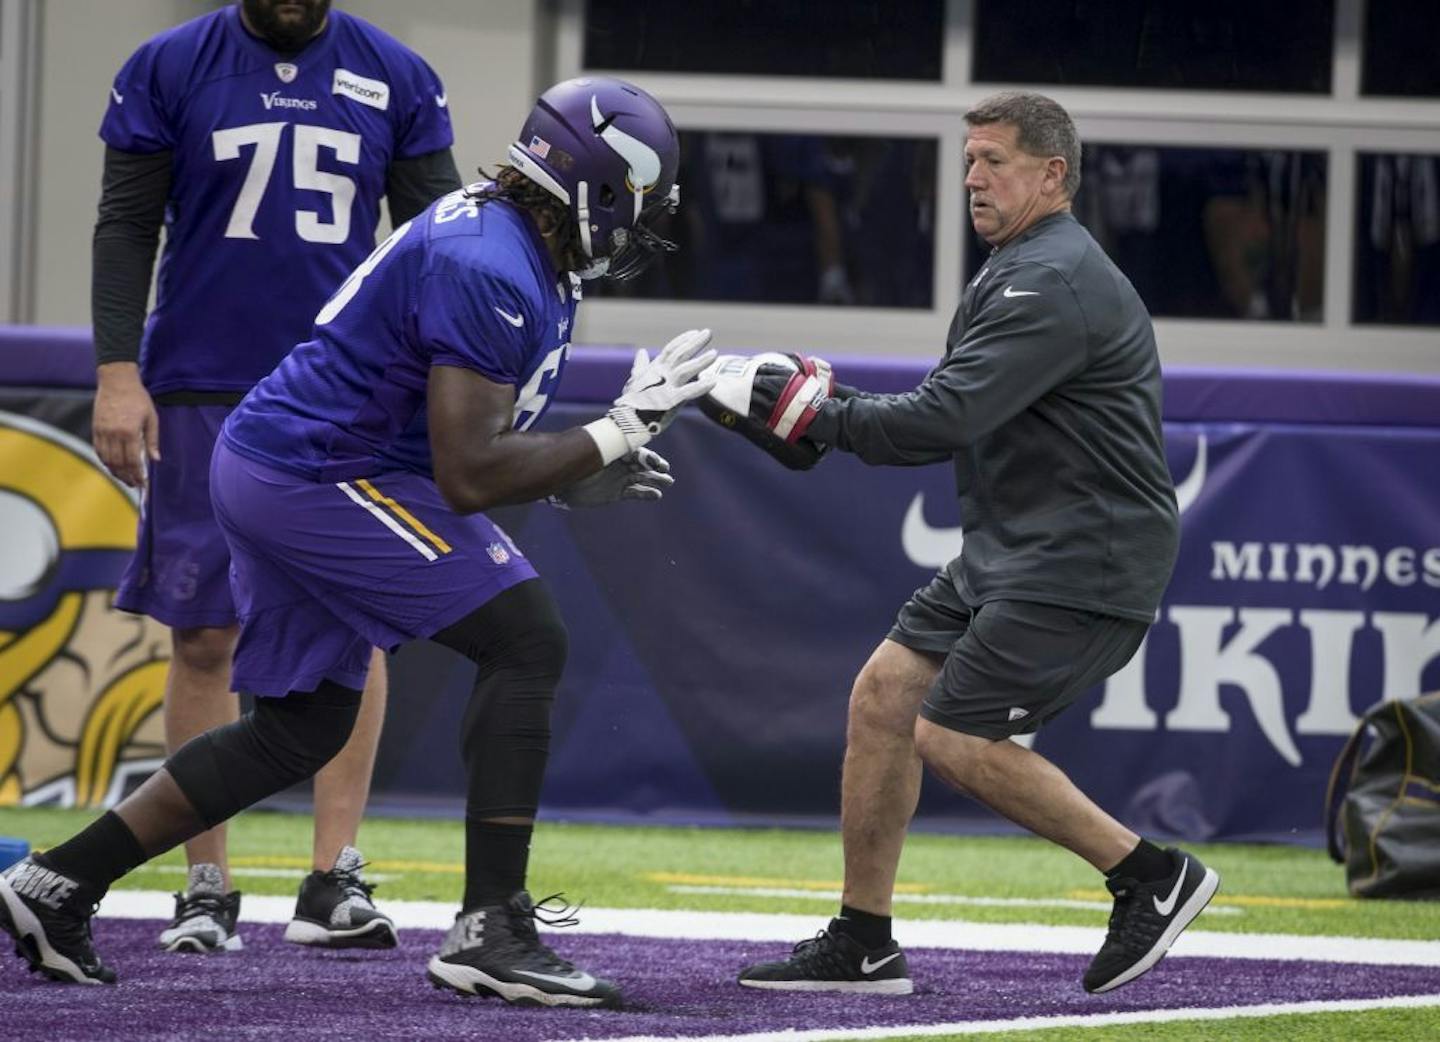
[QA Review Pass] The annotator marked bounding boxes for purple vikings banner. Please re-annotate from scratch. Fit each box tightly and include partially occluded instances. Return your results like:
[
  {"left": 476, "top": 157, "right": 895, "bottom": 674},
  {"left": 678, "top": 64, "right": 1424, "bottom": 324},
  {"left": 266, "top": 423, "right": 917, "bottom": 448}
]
[{"left": 3, "top": 327, "right": 1439, "bottom": 843}]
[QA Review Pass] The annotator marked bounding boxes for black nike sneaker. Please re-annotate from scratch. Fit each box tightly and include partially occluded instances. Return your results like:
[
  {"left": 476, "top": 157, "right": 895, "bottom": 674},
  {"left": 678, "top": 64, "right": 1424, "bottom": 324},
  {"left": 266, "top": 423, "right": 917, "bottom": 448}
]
[
  {"left": 284, "top": 846, "right": 397, "bottom": 949},
  {"left": 0, "top": 856, "right": 116, "bottom": 984},
  {"left": 1084, "top": 847, "right": 1220, "bottom": 993},
  {"left": 738, "top": 922, "right": 913, "bottom": 995},
  {"left": 426, "top": 891, "right": 620, "bottom": 1008}
]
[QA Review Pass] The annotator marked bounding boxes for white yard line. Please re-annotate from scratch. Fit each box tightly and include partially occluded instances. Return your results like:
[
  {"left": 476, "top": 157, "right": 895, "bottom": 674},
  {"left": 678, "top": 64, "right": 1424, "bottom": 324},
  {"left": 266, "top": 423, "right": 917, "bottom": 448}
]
[
  {"left": 551, "top": 993, "right": 1440, "bottom": 1042},
  {"left": 97, "top": 891, "right": 1440, "bottom": 967}
]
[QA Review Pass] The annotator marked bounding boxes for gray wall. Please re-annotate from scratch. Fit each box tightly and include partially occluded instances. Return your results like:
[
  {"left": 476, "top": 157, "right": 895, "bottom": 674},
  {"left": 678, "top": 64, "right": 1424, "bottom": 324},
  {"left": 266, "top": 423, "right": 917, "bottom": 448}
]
[{"left": 31, "top": 0, "right": 541, "bottom": 327}]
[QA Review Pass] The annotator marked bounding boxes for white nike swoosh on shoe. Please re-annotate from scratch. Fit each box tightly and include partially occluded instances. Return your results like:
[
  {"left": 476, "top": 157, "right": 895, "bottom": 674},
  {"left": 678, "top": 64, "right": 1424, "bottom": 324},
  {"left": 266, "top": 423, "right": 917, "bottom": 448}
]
[
  {"left": 1003, "top": 285, "right": 1039, "bottom": 297},
  {"left": 513, "top": 968, "right": 599, "bottom": 991},
  {"left": 1153, "top": 858, "right": 1189, "bottom": 916},
  {"left": 860, "top": 952, "right": 902, "bottom": 974},
  {"left": 494, "top": 307, "right": 524, "bottom": 327}
]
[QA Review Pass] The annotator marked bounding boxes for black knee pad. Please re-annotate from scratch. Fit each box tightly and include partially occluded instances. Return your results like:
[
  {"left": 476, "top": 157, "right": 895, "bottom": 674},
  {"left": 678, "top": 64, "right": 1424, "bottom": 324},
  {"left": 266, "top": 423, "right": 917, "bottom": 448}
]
[
  {"left": 165, "top": 681, "right": 361, "bottom": 828},
  {"left": 432, "top": 580, "right": 567, "bottom": 819}
]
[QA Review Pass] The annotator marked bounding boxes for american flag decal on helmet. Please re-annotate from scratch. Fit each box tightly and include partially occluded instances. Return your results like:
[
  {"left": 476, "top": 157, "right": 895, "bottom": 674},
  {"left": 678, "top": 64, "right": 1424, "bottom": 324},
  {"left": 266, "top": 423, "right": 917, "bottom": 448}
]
[{"left": 528, "top": 135, "right": 551, "bottom": 159}]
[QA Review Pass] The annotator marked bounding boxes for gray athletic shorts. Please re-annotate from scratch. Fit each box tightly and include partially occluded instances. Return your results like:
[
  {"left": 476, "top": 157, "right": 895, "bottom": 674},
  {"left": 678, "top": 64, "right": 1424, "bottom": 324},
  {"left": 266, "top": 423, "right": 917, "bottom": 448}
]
[{"left": 888, "top": 574, "right": 1147, "bottom": 740}]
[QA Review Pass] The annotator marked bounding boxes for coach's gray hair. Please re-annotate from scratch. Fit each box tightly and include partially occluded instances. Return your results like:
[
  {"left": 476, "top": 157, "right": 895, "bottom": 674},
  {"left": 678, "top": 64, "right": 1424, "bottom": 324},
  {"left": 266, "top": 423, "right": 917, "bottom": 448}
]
[{"left": 965, "top": 92, "right": 1082, "bottom": 199}]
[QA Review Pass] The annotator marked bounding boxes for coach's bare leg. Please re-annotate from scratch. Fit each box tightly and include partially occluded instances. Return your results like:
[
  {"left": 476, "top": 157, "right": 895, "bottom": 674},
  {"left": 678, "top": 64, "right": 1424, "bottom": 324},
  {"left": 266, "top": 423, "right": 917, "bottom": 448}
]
[
  {"left": 310, "top": 648, "right": 388, "bottom": 870},
  {"left": 839, "top": 640, "right": 944, "bottom": 916},
  {"left": 913, "top": 719, "right": 1138, "bottom": 871},
  {"left": 165, "top": 625, "right": 240, "bottom": 887}
]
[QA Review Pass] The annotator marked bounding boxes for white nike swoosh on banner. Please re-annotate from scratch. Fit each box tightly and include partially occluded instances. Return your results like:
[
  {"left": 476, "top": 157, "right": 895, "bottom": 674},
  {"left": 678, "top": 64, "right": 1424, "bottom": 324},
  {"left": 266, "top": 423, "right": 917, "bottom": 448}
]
[
  {"left": 494, "top": 307, "right": 524, "bottom": 327},
  {"left": 860, "top": 952, "right": 902, "bottom": 974},
  {"left": 900, "top": 492, "right": 964, "bottom": 569},
  {"left": 513, "top": 968, "right": 598, "bottom": 990},
  {"left": 1003, "top": 286, "right": 1039, "bottom": 297},
  {"left": 1153, "top": 859, "right": 1189, "bottom": 916},
  {"left": 1173, "top": 433, "right": 1208, "bottom": 516},
  {"left": 110, "top": 87, "right": 124, "bottom": 104}
]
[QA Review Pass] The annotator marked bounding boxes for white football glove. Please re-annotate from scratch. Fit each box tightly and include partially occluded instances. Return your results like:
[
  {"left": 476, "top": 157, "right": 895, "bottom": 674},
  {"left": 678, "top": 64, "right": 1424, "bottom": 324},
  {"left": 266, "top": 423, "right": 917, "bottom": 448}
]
[
  {"left": 548, "top": 447, "right": 674, "bottom": 509},
  {"left": 583, "top": 328, "right": 717, "bottom": 464}
]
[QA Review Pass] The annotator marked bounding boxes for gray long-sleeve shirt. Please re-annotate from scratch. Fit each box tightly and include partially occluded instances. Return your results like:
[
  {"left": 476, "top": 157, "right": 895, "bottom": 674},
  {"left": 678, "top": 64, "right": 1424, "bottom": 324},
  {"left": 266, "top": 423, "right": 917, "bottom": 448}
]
[{"left": 809, "top": 211, "right": 1179, "bottom": 622}]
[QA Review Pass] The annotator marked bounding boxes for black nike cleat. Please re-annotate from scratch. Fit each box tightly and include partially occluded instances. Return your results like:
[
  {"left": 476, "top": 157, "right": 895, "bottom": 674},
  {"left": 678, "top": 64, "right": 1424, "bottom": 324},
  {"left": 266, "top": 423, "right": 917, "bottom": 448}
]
[
  {"left": 0, "top": 856, "right": 116, "bottom": 984},
  {"left": 426, "top": 891, "right": 620, "bottom": 1008},
  {"left": 1084, "top": 847, "right": 1220, "bottom": 993},
  {"left": 739, "top": 922, "right": 913, "bottom": 994}
]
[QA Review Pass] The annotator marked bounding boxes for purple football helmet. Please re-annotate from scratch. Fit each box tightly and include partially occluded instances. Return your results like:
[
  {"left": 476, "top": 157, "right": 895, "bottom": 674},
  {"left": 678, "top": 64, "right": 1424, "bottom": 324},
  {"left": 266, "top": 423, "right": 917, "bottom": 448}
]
[{"left": 508, "top": 76, "right": 681, "bottom": 279}]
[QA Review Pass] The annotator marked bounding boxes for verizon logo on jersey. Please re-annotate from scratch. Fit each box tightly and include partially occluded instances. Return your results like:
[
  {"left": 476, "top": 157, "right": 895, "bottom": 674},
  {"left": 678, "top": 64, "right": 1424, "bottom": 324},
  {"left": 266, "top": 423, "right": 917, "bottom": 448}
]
[{"left": 333, "top": 68, "right": 389, "bottom": 111}]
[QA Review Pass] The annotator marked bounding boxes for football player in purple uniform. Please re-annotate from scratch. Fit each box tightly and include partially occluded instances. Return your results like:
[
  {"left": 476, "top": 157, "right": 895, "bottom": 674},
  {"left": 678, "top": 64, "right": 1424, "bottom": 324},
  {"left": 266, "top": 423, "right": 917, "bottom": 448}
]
[
  {"left": 90, "top": 0, "right": 461, "bottom": 953},
  {"left": 4, "top": 76, "right": 711, "bottom": 1009}
]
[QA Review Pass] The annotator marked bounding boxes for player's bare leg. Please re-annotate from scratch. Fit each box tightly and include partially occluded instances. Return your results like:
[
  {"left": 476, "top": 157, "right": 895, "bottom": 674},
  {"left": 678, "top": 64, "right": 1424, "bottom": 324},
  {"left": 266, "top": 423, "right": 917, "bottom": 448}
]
[
  {"left": 286, "top": 647, "right": 397, "bottom": 949},
  {"left": 739, "top": 641, "right": 935, "bottom": 994},
  {"left": 310, "top": 648, "right": 388, "bottom": 870},
  {"left": 839, "top": 640, "right": 942, "bottom": 915},
  {"left": 913, "top": 718, "right": 1219, "bottom": 993},
  {"left": 164, "top": 625, "right": 240, "bottom": 885},
  {"left": 911, "top": 719, "right": 1136, "bottom": 869}
]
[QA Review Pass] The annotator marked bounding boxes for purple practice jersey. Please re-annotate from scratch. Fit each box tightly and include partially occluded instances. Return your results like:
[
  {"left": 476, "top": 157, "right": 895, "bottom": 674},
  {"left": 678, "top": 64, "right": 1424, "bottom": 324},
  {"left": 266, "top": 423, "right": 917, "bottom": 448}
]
[
  {"left": 100, "top": 5, "right": 453, "bottom": 396},
  {"left": 222, "top": 187, "right": 579, "bottom": 481}
]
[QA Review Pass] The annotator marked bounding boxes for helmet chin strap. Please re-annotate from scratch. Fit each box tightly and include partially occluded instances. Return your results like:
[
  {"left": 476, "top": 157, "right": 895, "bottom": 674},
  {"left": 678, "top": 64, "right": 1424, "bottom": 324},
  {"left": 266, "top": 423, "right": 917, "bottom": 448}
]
[
  {"left": 570, "top": 178, "right": 614, "bottom": 278},
  {"left": 574, "top": 256, "right": 611, "bottom": 280},
  {"left": 575, "top": 180, "right": 595, "bottom": 260}
]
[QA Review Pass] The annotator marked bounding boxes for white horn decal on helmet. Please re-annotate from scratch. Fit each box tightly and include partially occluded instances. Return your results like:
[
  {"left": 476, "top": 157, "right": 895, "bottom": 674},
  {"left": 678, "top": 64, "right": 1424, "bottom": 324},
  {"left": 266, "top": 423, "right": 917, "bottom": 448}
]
[{"left": 591, "top": 95, "right": 661, "bottom": 193}]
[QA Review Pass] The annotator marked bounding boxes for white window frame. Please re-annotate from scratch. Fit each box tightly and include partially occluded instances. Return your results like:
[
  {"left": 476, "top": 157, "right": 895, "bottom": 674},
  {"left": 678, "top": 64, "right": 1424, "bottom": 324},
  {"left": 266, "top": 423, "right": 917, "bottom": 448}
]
[
  {"left": 0, "top": 0, "right": 41, "bottom": 324},
  {"left": 555, "top": 0, "right": 1440, "bottom": 372}
]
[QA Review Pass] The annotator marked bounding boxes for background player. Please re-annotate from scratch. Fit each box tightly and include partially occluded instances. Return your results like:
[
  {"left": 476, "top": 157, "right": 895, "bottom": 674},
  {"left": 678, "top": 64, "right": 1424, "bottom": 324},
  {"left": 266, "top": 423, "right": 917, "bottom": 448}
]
[
  {"left": 90, "top": 0, "right": 461, "bottom": 953},
  {"left": 4, "top": 75, "right": 711, "bottom": 1009},
  {"left": 707, "top": 91, "right": 1219, "bottom": 997}
]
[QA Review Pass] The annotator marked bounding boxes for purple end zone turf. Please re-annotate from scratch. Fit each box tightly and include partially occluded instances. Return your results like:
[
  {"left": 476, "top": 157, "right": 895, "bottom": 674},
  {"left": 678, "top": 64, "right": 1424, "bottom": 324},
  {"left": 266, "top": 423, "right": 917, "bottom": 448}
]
[{"left": 3, "top": 921, "right": 1436, "bottom": 1041}]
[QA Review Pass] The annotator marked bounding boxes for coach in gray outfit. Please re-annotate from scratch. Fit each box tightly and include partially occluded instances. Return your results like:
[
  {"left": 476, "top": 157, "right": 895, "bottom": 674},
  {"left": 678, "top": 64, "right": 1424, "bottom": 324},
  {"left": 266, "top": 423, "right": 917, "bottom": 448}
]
[{"left": 731, "top": 92, "right": 1220, "bottom": 997}]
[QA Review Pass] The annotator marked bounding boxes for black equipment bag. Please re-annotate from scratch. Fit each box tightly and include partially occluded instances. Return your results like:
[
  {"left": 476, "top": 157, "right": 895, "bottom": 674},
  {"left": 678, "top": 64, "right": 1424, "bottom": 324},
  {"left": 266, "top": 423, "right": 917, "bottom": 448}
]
[{"left": 1325, "top": 692, "right": 1440, "bottom": 899}]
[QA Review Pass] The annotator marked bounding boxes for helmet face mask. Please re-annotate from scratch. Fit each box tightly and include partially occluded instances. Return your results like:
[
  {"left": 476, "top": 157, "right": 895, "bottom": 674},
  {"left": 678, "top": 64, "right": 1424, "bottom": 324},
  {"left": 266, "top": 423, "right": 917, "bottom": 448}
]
[{"left": 507, "top": 77, "right": 681, "bottom": 279}]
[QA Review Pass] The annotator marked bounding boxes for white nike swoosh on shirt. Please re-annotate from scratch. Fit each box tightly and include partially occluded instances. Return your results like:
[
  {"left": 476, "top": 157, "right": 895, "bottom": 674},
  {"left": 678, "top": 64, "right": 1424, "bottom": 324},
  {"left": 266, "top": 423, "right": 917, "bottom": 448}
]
[
  {"left": 513, "top": 968, "right": 599, "bottom": 991},
  {"left": 494, "top": 307, "right": 524, "bottom": 327},
  {"left": 110, "top": 87, "right": 124, "bottom": 104},
  {"left": 435, "top": 93, "right": 447, "bottom": 108},
  {"left": 1003, "top": 285, "right": 1039, "bottom": 297},
  {"left": 860, "top": 952, "right": 902, "bottom": 975},
  {"left": 1153, "top": 858, "right": 1189, "bottom": 916}
]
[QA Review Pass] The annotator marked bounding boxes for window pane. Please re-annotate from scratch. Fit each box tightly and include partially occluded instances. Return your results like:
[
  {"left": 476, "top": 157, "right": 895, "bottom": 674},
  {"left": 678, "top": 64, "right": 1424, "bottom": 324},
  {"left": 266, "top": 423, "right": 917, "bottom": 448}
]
[
  {"left": 583, "top": 0, "right": 943, "bottom": 81},
  {"left": 1354, "top": 153, "right": 1440, "bottom": 326},
  {"left": 973, "top": 0, "right": 1333, "bottom": 93},
  {"left": 594, "top": 132, "right": 937, "bottom": 308},
  {"left": 1362, "top": 2, "right": 1440, "bottom": 97},
  {"left": 965, "top": 146, "right": 1327, "bottom": 321}
]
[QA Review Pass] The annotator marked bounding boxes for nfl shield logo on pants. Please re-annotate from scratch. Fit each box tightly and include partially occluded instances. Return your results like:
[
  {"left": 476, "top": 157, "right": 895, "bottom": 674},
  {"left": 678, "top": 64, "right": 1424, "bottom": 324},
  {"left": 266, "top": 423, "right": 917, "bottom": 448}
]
[{"left": 275, "top": 62, "right": 298, "bottom": 83}]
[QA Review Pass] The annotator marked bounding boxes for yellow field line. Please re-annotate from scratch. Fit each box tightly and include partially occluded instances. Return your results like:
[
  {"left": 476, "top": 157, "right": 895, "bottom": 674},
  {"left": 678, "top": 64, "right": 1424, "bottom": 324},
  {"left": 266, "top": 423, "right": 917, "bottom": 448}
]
[
  {"left": 1068, "top": 887, "right": 1351, "bottom": 910},
  {"left": 646, "top": 873, "right": 1351, "bottom": 910},
  {"left": 230, "top": 855, "right": 462, "bottom": 873},
  {"left": 224, "top": 861, "right": 1356, "bottom": 908},
  {"left": 644, "top": 871, "right": 931, "bottom": 894}
]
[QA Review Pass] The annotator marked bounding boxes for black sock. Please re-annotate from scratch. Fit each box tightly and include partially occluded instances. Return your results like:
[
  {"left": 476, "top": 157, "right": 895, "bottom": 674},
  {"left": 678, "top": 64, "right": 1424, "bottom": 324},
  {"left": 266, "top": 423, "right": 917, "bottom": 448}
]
[
  {"left": 1105, "top": 838, "right": 1174, "bottom": 884},
  {"left": 463, "top": 820, "right": 533, "bottom": 911},
  {"left": 35, "top": 811, "right": 147, "bottom": 892},
  {"left": 832, "top": 904, "right": 892, "bottom": 949}
]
